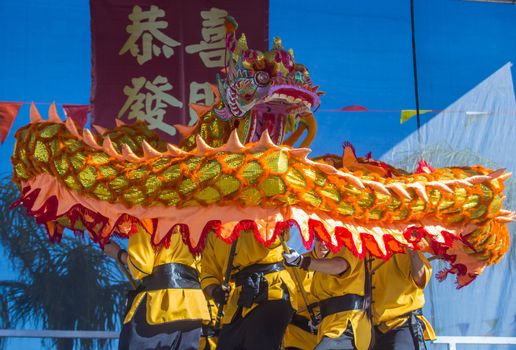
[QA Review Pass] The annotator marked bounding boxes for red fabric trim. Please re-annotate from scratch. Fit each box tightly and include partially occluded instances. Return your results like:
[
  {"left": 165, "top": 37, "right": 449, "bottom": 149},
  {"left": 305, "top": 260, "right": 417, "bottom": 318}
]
[
  {"left": 308, "top": 219, "right": 342, "bottom": 253},
  {"left": 10, "top": 185, "right": 483, "bottom": 287},
  {"left": 360, "top": 232, "right": 388, "bottom": 259},
  {"left": 382, "top": 234, "right": 405, "bottom": 255},
  {"left": 415, "top": 159, "right": 434, "bottom": 174},
  {"left": 234, "top": 220, "right": 258, "bottom": 243},
  {"left": 335, "top": 227, "right": 360, "bottom": 257}
]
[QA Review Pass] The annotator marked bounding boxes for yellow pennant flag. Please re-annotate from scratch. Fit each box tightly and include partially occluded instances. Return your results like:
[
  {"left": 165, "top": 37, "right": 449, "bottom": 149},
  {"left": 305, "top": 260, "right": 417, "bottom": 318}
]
[{"left": 400, "top": 110, "right": 432, "bottom": 124}]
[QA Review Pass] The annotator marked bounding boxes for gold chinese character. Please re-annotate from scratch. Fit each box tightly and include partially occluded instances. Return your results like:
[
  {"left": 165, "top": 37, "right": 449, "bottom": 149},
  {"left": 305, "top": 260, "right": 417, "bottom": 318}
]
[
  {"left": 185, "top": 8, "right": 228, "bottom": 68},
  {"left": 119, "top": 5, "right": 181, "bottom": 65},
  {"left": 118, "top": 76, "right": 183, "bottom": 136},
  {"left": 188, "top": 82, "right": 216, "bottom": 125}
]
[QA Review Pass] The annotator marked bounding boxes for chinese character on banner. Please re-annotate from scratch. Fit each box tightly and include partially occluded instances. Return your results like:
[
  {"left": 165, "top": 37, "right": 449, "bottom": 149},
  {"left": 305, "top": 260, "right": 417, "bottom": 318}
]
[
  {"left": 118, "top": 76, "right": 182, "bottom": 136},
  {"left": 119, "top": 5, "right": 181, "bottom": 65},
  {"left": 185, "top": 8, "right": 228, "bottom": 68},
  {"left": 90, "top": 0, "right": 269, "bottom": 143}
]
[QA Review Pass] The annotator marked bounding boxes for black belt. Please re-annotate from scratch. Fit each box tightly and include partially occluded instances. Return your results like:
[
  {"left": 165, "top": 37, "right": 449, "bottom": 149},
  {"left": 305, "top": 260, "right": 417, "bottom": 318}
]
[
  {"left": 231, "top": 262, "right": 285, "bottom": 285},
  {"left": 290, "top": 313, "right": 312, "bottom": 333},
  {"left": 141, "top": 263, "right": 201, "bottom": 291},
  {"left": 230, "top": 262, "right": 285, "bottom": 308},
  {"left": 319, "top": 294, "right": 364, "bottom": 319},
  {"left": 407, "top": 309, "right": 427, "bottom": 350}
]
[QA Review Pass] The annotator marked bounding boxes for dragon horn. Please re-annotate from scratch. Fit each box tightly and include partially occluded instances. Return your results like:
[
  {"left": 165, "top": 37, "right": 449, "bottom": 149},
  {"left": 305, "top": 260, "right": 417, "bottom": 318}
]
[
  {"left": 288, "top": 48, "right": 295, "bottom": 59},
  {"left": 273, "top": 37, "right": 283, "bottom": 50},
  {"left": 237, "top": 34, "right": 248, "bottom": 52}
]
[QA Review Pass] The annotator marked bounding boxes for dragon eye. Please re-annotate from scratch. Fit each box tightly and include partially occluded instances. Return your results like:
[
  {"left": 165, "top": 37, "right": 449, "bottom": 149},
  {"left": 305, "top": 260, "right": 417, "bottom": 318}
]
[{"left": 254, "top": 71, "right": 270, "bottom": 86}]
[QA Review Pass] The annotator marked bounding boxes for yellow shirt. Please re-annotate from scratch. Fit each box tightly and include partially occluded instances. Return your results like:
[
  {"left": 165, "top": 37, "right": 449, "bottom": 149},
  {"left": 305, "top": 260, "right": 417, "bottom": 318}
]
[
  {"left": 283, "top": 267, "right": 318, "bottom": 350},
  {"left": 311, "top": 248, "right": 371, "bottom": 350},
  {"left": 123, "top": 227, "right": 210, "bottom": 325},
  {"left": 371, "top": 252, "right": 436, "bottom": 340},
  {"left": 200, "top": 230, "right": 297, "bottom": 324}
]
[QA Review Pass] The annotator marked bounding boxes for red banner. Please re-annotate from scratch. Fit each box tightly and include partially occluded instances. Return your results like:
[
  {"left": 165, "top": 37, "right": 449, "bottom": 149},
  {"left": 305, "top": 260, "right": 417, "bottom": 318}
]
[{"left": 90, "top": 0, "right": 269, "bottom": 142}]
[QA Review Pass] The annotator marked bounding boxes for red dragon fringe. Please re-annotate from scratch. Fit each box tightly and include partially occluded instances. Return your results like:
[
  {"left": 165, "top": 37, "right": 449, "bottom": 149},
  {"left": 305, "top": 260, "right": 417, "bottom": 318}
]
[{"left": 11, "top": 185, "right": 476, "bottom": 287}]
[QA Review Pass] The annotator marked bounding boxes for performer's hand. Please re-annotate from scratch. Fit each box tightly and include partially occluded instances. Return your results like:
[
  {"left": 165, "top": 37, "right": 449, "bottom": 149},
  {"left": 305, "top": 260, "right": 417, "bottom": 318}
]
[
  {"left": 104, "top": 241, "right": 121, "bottom": 259},
  {"left": 308, "top": 313, "right": 322, "bottom": 334},
  {"left": 211, "top": 284, "right": 230, "bottom": 305},
  {"left": 282, "top": 249, "right": 303, "bottom": 267}
]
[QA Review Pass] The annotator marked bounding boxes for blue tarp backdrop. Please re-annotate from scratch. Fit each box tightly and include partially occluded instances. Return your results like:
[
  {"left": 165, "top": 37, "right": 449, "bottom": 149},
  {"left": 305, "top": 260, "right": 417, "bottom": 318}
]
[{"left": 0, "top": 1, "right": 515, "bottom": 349}]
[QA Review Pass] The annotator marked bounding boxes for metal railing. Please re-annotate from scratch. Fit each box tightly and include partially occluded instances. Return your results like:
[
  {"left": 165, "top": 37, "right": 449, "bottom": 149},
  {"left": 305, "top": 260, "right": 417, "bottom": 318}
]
[
  {"left": 433, "top": 336, "right": 516, "bottom": 350},
  {"left": 0, "top": 329, "right": 118, "bottom": 339}
]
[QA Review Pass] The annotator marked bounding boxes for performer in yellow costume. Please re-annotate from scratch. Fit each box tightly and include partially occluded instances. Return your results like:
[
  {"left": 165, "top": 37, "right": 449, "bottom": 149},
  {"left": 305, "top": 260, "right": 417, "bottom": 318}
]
[
  {"left": 104, "top": 225, "right": 209, "bottom": 350},
  {"left": 198, "top": 299, "right": 218, "bottom": 350},
  {"left": 371, "top": 249, "right": 436, "bottom": 350},
  {"left": 283, "top": 252, "right": 319, "bottom": 350},
  {"left": 196, "top": 261, "right": 218, "bottom": 350},
  {"left": 201, "top": 230, "right": 297, "bottom": 350},
  {"left": 283, "top": 239, "right": 371, "bottom": 350}
]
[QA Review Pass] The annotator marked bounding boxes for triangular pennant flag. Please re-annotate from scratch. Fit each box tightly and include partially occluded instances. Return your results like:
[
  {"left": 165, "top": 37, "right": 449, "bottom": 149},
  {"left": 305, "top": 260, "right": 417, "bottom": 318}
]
[
  {"left": 457, "top": 322, "right": 470, "bottom": 336},
  {"left": 340, "top": 104, "right": 368, "bottom": 112},
  {"left": 400, "top": 109, "right": 432, "bottom": 124},
  {"left": 484, "top": 318, "right": 499, "bottom": 333},
  {"left": 0, "top": 102, "right": 23, "bottom": 143},
  {"left": 63, "top": 104, "right": 90, "bottom": 128}
]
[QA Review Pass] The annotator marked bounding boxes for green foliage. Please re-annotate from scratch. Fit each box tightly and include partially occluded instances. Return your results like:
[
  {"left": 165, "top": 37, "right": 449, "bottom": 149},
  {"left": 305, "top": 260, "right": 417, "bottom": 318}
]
[{"left": 0, "top": 176, "right": 130, "bottom": 350}]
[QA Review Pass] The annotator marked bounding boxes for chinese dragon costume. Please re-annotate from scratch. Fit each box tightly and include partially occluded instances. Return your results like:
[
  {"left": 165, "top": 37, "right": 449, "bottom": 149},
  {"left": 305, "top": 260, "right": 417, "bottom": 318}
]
[{"left": 10, "top": 25, "right": 513, "bottom": 288}]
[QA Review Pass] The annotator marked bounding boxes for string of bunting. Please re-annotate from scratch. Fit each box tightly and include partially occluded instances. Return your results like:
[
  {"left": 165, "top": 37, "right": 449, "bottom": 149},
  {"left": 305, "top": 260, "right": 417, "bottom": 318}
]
[
  {"left": 0, "top": 101, "right": 90, "bottom": 144},
  {"left": 0, "top": 101, "right": 498, "bottom": 144},
  {"left": 324, "top": 105, "right": 500, "bottom": 124}
]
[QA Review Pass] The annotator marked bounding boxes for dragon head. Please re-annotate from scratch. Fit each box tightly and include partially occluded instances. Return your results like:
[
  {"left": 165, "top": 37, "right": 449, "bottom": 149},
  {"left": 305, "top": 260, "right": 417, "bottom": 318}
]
[{"left": 215, "top": 35, "right": 322, "bottom": 144}]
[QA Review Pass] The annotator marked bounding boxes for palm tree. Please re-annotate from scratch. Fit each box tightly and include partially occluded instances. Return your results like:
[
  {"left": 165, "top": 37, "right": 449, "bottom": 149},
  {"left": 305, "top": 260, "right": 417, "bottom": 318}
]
[{"left": 0, "top": 176, "right": 130, "bottom": 350}]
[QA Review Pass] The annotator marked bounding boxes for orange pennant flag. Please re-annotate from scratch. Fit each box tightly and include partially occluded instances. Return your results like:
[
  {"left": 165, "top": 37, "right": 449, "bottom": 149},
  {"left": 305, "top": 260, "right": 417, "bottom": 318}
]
[{"left": 0, "top": 102, "right": 23, "bottom": 143}]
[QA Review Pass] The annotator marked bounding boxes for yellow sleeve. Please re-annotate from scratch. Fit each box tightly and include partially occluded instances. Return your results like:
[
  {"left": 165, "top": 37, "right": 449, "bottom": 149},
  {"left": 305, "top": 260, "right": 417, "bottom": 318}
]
[
  {"left": 200, "top": 233, "right": 226, "bottom": 290},
  {"left": 334, "top": 247, "right": 359, "bottom": 278},
  {"left": 127, "top": 228, "right": 155, "bottom": 280}
]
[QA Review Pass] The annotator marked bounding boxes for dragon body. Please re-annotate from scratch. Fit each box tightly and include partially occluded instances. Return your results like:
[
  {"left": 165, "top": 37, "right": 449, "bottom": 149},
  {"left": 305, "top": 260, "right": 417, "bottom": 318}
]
[{"left": 11, "top": 32, "right": 513, "bottom": 288}]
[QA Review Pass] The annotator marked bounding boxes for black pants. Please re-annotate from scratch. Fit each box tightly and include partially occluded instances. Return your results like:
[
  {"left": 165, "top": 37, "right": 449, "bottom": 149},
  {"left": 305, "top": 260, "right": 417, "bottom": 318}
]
[
  {"left": 216, "top": 300, "right": 293, "bottom": 350},
  {"left": 314, "top": 323, "right": 356, "bottom": 350},
  {"left": 372, "top": 321, "right": 425, "bottom": 350},
  {"left": 119, "top": 297, "right": 202, "bottom": 350}
]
